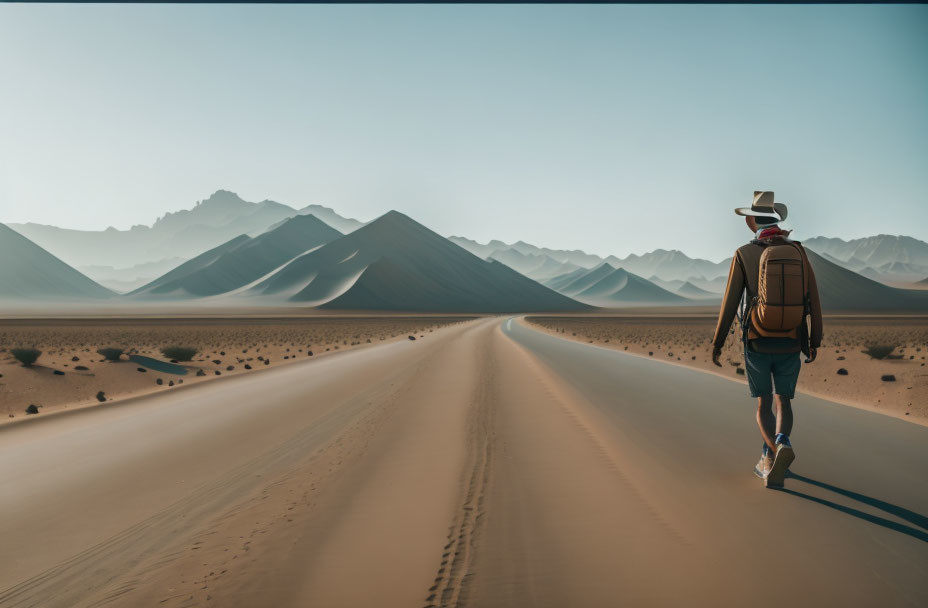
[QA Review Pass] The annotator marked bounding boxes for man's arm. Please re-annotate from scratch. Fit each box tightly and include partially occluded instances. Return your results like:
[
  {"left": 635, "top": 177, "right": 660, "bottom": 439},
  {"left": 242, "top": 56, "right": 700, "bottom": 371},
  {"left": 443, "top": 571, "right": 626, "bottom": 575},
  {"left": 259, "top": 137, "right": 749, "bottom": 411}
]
[
  {"left": 711, "top": 252, "right": 745, "bottom": 364},
  {"left": 806, "top": 254, "right": 823, "bottom": 352}
]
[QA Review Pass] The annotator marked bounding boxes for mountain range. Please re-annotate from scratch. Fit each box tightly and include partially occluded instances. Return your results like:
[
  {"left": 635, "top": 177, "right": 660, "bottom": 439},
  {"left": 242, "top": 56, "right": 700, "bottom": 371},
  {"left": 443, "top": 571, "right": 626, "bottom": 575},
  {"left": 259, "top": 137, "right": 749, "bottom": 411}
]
[
  {"left": 3, "top": 189, "right": 927, "bottom": 312},
  {"left": 803, "top": 235, "right": 928, "bottom": 283},
  {"left": 8, "top": 190, "right": 364, "bottom": 286},
  {"left": 130, "top": 214, "right": 342, "bottom": 298},
  {"left": 239, "top": 211, "right": 588, "bottom": 312},
  {"left": 13, "top": 190, "right": 927, "bottom": 293},
  {"left": 450, "top": 236, "right": 731, "bottom": 283},
  {"left": 486, "top": 248, "right": 580, "bottom": 281}
]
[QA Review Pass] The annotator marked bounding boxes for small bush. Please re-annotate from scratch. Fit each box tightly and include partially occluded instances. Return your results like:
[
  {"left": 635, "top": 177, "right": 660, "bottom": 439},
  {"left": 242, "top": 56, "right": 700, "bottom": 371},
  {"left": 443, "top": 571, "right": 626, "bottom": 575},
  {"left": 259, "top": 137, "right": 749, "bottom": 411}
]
[
  {"left": 161, "top": 346, "right": 198, "bottom": 361},
  {"left": 97, "top": 347, "right": 125, "bottom": 361},
  {"left": 11, "top": 347, "right": 41, "bottom": 366},
  {"left": 863, "top": 345, "right": 896, "bottom": 360}
]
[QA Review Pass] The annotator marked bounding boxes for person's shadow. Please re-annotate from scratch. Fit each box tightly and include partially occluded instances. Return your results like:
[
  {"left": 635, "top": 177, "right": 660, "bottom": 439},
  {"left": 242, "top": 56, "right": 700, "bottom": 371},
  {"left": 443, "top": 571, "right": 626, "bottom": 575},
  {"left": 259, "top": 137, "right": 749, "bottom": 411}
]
[{"left": 774, "top": 472, "right": 928, "bottom": 543}]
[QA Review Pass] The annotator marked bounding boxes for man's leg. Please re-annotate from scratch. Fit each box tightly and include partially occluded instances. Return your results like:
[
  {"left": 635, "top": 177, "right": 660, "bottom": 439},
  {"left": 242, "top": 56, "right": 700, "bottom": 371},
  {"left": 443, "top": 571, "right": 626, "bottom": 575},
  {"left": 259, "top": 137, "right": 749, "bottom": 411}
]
[
  {"left": 756, "top": 395, "right": 777, "bottom": 453},
  {"left": 766, "top": 354, "right": 801, "bottom": 487},
  {"left": 771, "top": 352, "right": 800, "bottom": 445},
  {"left": 774, "top": 395, "right": 793, "bottom": 437},
  {"left": 746, "top": 349, "right": 777, "bottom": 453}
]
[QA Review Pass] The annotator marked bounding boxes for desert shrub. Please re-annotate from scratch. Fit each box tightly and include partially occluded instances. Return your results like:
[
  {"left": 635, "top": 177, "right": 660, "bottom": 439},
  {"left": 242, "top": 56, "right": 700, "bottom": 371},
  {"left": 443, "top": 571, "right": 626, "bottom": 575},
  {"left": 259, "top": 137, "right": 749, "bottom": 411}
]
[
  {"left": 863, "top": 345, "right": 896, "bottom": 360},
  {"left": 161, "top": 346, "right": 198, "bottom": 361},
  {"left": 11, "top": 347, "right": 41, "bottom": 366},
  {"left": 97, "top": 347, "right": 125, "bottom": 361}
]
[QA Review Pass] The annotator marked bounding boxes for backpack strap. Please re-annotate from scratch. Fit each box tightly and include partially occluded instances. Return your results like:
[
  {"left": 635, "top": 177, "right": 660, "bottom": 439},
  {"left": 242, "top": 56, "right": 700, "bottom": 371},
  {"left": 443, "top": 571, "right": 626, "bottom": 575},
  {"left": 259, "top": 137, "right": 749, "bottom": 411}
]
[
  {"left": 789, "top": 241, "right": 810, "bottom": 297},
  {"left": 787, "top": 240, "right": 812, "bottom": 356},
  {"left": 735, "top": 248, "right": 757, "bottom": 347}
]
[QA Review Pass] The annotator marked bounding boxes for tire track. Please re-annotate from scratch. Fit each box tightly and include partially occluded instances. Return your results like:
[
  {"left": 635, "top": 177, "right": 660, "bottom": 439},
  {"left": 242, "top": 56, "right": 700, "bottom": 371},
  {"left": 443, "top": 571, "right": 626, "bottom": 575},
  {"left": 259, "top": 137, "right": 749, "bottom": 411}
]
[{"left": 423, "top": 334, "right": 496, "bottom": 608}]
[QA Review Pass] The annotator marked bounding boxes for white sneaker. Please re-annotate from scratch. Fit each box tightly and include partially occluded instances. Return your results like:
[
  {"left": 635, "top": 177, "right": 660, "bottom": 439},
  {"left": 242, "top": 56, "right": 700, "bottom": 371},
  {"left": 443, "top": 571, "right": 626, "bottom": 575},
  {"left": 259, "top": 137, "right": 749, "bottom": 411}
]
[
  {"left": 765, "top": 444, "right": 795, "bottom": 488},
  {"left": 754, "top": 453, "right": 774, "bottom": 479}
]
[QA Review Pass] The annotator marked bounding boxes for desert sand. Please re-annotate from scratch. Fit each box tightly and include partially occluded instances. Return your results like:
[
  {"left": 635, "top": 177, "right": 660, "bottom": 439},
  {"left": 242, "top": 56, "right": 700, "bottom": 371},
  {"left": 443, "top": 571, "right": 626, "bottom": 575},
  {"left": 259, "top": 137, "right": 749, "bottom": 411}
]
[
  {"left": 0, "top": 316, "right": 472, "bottom": 423},
  {"left": 1, "top": 316, "right": 925, "bottom": 607},
  {"left": 527, "top": 314, "right": 928, "bottom": 424}
]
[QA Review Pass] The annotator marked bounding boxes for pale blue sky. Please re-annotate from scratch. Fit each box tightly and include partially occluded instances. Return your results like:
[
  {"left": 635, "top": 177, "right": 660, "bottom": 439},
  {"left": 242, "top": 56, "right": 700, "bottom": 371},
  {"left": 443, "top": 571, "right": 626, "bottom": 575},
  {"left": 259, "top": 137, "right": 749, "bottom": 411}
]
[{"left": 0, "top": 4, "right": 925, "bottom": 261}]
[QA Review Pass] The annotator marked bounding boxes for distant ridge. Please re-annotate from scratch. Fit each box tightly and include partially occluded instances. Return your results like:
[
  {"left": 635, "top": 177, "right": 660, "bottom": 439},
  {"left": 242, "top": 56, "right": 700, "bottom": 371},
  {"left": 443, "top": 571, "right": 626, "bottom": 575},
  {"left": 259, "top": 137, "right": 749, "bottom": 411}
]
[
  {"left": 676, "top": 281, "right": 717, "bottom": 299},
  {"left": 804, "top": 234, "right": 928, "bottom": 283},
  {"left": 131, "top": 214, "right": 342, "bottom": 298},
  {"left": 557, "top": 264, "right": 618, "bottom": 297},
  {"left": 248, "top": 210, "right": 589, "bottom": 312},
  {"left": 451, "top": 236, "right": 731, "bottom": 282},
  {"left": 543, "top": 263, "right": 687, "bottom": 306},
  {"left": 544, "top": 266, "right": 591, "bottom": 292},
  {"left": 0, "top": 223, "right": 113, "bottom": 300},
  {"left": 447, "top": 236, "right": 512, "bottom": 259},
  {"left": 8, "top": 190, "right": 363, "bottom": 269},
  {"left": 572, "top": 267, "right": 689, "bottom": 306},
  {"left": 487, "top": 248, "right": 580, "bottom": 281},
  {"left": 806, "top": 250, "right": 928, "bottom": 310}
]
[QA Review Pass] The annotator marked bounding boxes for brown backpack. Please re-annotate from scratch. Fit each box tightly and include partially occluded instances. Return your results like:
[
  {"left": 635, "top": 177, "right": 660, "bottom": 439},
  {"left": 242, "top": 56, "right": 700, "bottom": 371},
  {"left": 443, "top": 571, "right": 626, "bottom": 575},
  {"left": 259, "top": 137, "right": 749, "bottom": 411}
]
[{"left": 752, "top": 242, "right": 808, "bottom": 332}]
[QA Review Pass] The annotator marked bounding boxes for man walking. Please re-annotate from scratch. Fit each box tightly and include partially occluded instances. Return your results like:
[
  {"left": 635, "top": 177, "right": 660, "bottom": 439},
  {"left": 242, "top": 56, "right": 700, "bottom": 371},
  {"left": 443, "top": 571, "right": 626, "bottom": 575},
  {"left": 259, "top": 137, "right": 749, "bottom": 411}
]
[{"left": 711, "top": 191, "right": 823, "bottom": 488}]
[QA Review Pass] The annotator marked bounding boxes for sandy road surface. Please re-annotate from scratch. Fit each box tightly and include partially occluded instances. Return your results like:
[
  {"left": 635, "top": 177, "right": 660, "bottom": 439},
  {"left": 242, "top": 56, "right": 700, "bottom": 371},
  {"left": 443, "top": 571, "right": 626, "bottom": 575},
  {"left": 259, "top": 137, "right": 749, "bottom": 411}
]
[{"left": 1, "top": 317, "right": 926, "bottom": 607}]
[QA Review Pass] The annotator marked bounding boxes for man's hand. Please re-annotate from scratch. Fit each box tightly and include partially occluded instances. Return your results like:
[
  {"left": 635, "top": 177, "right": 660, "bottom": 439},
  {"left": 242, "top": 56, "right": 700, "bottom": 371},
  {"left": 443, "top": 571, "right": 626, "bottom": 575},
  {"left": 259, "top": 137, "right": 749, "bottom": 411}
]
[
  {"left": 805, "top": 347, "right": 817, "bottom": 363},
  {"left": 712, "top": 347, "right": 722, "bottom": 367}
]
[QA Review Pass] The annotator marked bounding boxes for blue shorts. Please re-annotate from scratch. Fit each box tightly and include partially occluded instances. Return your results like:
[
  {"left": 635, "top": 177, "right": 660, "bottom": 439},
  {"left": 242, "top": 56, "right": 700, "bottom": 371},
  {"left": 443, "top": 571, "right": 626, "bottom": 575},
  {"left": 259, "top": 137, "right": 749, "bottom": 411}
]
[{"left": 744, "top": 350, "right": 801, "bottom": 398}]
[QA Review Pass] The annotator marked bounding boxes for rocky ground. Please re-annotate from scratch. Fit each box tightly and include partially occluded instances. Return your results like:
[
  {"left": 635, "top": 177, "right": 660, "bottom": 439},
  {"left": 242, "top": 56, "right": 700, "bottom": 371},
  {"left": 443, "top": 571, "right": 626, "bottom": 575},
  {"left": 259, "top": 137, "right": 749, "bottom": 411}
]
[{"left": 0, "top": 316, "right": 473, "bottom": 422}]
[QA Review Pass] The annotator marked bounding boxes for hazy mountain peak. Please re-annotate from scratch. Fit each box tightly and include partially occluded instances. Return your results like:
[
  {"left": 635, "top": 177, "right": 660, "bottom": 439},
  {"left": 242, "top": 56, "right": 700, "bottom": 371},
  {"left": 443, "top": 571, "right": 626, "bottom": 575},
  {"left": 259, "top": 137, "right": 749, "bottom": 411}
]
[
  {"left": 197, "top": 189, "right": 247, "bottom": 207},
  {"left": 379, "top": 209, "right": 409, "bottom": 221},
  {"left": 154, "top": 190, "right": 257, "bottom": 229},
  {"left": 297, "top": 203, "right": 365, "bottom": 234},
  {"left": 263, "top": 213, "right": 341, "bottom": 240},
  {"left": 363, "top": 210, "right": 423, "bottom": 233}
]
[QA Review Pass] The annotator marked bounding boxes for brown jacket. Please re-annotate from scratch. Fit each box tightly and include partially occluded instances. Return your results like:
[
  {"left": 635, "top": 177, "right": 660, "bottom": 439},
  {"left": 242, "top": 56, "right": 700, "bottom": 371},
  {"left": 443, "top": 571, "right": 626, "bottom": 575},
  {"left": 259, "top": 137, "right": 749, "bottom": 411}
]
[{"left": 711, "top": 238, "right": 823, "bottom": 352}]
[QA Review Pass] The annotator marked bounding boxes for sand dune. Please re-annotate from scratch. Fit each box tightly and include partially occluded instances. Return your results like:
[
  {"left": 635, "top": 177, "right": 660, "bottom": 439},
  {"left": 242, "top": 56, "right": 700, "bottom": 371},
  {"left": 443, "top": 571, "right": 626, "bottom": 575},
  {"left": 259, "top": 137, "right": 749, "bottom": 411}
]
[
  {"left": 807, "top": 249, "right": 928, "bottom": 310},
  {"left": 544, "top": 265, "right": 593, "bottom": 292},
  {"left": 0, "top": 223, "right": 112, "bottom": 300},
  {"left": 130, "top": 215, "right": 342, "bottom": 298},
  {"left": 247, "top": 210, "right": 589, "bottom": 312},
  {"left": 545, "top": 263, "right": 688, "bottom": 306},
  {"left": 552, "top": 263, "right": 618, "bottom": 296},
  {"left": 675, "top": 280, "right": 717, "bottom": 299},
  {"left": 572, "top": 266, "right": 688, "bottom": 305}
]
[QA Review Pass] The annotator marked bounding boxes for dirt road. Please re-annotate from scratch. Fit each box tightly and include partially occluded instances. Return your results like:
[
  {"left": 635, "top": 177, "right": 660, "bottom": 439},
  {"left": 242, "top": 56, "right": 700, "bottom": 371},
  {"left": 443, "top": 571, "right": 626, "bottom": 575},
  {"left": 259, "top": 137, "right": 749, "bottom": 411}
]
[{"left": 1, "top": 317, "right": 925, "bottom": 607}]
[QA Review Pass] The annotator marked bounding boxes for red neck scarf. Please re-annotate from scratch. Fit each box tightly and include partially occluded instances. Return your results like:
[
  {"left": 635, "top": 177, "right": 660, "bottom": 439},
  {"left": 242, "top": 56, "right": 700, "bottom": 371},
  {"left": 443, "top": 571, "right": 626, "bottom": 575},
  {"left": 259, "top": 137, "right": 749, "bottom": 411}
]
[{"left": 757, "top": 225, "right": 789, "bottom": 240}]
